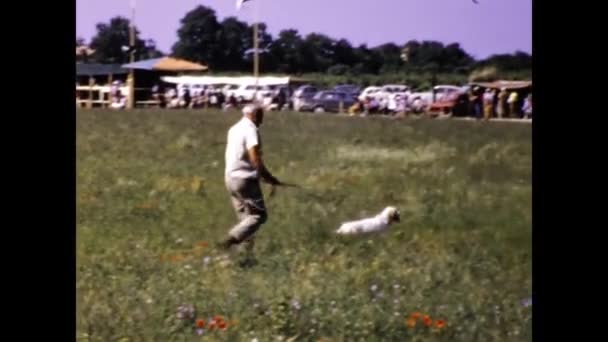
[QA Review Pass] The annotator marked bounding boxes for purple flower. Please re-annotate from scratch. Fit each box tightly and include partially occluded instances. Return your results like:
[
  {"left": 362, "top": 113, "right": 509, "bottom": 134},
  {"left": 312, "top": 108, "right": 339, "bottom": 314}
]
[{"left": 196, "top": 328, "right": 205, "bottom": 336}]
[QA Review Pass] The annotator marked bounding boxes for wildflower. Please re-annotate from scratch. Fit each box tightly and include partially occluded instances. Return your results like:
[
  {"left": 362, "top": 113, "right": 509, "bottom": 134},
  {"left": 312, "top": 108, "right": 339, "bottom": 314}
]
[
  {"left": 291, "top": 299, "right": 302, "bottom": 311},
  {"left": 423, "top": 315, "right": 433, "bottom": 327},
  {"left": 197, "top": 241, "right": 208, "bottom": 248},
  {"left": 521, "top": 297, "right": 532, "bottom": 307},
  {"left": 410, "top": 312, "right": 421, "bottom": 320},
  {"left": 435, "top": 320, "right": 446, "bottom": 329},
  {"left": 196, "top": 319, "right": 205, "bottom": 328},
  {"left": 203, "top": 256, "right": 211, "bottom": 265},
  {"left": 218, "top": 321, "right": 227, "bottom": 330},
  {"left": 406, "top": 318, "right": 416, "bottom": 328},
  {"left": 176, "top": 304, "right": 196, "bottom": 320},
  {"left": 370, "top": 284, "right": 378, "bottom": 292},
  {"left": 196, "top": 328, "right": 205, "bottom": 336}
]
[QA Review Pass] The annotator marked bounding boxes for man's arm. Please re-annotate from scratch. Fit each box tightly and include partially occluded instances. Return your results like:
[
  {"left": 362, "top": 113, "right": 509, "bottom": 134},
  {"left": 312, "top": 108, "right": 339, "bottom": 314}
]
[{"left": 248, "top": 145, "right": 280, "bottom": 185}]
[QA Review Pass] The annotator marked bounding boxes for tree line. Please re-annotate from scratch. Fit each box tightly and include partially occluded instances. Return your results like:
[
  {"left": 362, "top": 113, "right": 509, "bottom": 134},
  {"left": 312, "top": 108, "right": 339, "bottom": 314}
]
[{"left": 77, "top": 5, "right": 531, "bottom": 78}]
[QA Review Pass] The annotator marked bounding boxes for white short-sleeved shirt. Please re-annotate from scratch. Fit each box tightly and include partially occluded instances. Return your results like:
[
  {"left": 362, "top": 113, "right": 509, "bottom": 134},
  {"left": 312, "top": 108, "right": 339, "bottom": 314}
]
[{"left": 225, "top": 117, "right": 260, "bottom": 179}]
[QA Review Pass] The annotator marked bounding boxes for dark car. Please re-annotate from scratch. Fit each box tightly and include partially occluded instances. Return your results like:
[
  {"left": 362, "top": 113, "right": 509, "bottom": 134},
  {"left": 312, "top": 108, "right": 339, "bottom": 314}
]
[
  {"left": 299, "top": 91, "right": 357, "bottom": 113},
  {"left": 334, "top": 84, "right": 361, "bottom": 97}
]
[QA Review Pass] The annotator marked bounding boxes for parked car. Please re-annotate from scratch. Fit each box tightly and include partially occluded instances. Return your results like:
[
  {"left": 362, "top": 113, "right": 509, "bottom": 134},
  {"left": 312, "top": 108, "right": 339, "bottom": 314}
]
[
  {"left": 292, "top": 85, "right": 319, "bottom": 111},
  {"left": 225, "top": 84, "right": 259, "bottom": 102},
  {"left": 408, "top": 85, "right": 466, "bottom": 109},
  {"left": 377, "top": 84, "right": 410, "bottom": 101},
  {"left": 358, "top": 86, "right": 381, "bottom": 101},
  {"left": 333, "top": 84, "right": 361, "bottom": 97},
  {"left": 298, "top": 91, "right": 357, "bottom": 113},
  {"left": 222, "top": 84, "right": 240, "bottom": 97}
]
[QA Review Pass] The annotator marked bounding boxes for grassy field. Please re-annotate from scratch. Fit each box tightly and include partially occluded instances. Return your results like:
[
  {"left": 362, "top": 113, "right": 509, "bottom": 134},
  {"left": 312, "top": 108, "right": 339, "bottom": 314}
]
[{"left": 76, "top": 109, "right": 531, "bottom": 341}]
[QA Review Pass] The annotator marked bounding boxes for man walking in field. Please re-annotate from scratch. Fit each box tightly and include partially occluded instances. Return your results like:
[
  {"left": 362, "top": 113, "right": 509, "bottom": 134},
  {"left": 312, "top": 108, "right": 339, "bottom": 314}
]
[{"left": 219, "top": 105, "right": 282, "bottom": 251}]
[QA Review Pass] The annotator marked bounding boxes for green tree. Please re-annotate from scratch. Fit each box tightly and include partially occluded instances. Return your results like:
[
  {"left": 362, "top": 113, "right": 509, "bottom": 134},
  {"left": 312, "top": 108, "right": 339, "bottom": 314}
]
[
  {"left": 89, "top": 16, "right": 157, "bottom": 64},
  {"left": 217, "top": 16, "right": 250, "bottom": 71},
  {"left": 269, "top": 29, "right": 304, "bottom": 73},
  {"left": 172, "top": 5, "right": 222, "bottom": 67}
]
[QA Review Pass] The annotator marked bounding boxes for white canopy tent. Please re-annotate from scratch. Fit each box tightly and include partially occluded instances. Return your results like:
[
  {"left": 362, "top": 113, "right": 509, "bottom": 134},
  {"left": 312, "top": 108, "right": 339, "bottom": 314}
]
[{"left": 160, "top": 75, "right": 290, "bottom": 86}]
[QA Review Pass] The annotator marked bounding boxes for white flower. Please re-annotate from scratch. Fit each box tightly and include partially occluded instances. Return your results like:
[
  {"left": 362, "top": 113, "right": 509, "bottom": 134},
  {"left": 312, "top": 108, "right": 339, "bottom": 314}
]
[
  {"left": 146, "top": 298, "right": 153, "bottom": 304},
  {"left": 175, "top": 238, "right": 183, "bottom": 244},
  {"left": 370, "top": 284, "right": 378, "bottom": 292},
  {"left": 251, "top": 339, "right": 259, "bottom": 342},
  {"left": 291, "top": 299, "right": 301, "bottom": 311}
]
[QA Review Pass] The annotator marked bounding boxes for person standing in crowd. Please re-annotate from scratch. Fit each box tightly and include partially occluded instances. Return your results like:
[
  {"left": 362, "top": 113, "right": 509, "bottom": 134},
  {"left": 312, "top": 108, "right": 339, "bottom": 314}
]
[
  {"left": 468, "top": 87, "right": 479, "bottom": 118},
  {"left": 522, "top": 94, "right": 532, "bottom": 119},
  {"left": 496, "top": 88, "right": 508, "bottom": 118},
  {"left": 483, "top": 88, "right": 494, "bottom": 121},
  {"left": 507, "top": 90, "right": 519, "bottom": 118}
]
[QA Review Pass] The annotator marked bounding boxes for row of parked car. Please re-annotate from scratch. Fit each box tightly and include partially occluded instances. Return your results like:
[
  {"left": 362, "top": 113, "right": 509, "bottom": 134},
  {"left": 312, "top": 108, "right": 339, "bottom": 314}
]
[
  {"left": 291, "top": 84, "right": 467, "bottom": 113},
  {"left": 171, "top": 82, "right": 468, "bottom": 113}
]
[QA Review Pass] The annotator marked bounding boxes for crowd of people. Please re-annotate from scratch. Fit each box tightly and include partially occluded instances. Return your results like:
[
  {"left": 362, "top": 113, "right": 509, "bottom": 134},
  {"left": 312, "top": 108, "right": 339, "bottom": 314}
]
[
  {"left": 103, "top": 81, "right": 532, "bottom": 120},
  {"left": 148, "top": 84, "right": 291, "bottom": 112},
  {"left": 470, "top": 86, "right": 532, "bottom": 120}
]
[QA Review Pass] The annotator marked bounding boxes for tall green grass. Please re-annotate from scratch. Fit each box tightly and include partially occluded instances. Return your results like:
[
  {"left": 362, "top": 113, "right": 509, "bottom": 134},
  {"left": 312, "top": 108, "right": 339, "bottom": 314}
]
[{"left": 77, "top": 109, "right": 531, "bottom": 341}]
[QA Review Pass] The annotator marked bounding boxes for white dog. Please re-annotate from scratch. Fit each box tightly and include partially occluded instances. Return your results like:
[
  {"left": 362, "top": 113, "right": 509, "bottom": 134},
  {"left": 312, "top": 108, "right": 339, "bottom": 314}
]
[{"left": 335, "top": 206, "right": 401, "bottom": 235}]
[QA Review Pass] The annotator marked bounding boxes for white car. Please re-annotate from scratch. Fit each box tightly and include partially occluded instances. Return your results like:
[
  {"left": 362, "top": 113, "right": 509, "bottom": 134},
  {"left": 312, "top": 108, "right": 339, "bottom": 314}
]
[
  {"left": 375, "top": 84, "right": 411, "bottom": 105},
  {"left": 229, "top": 84, "right": 267, "bottom": 102},
  {"left": 222, "top": 84, "right": 240, "bottom": 97},
  {"left": 408, "top": 85, "right": 466, "bottom": 108},
  {"left": 358, "top": 86, "right": 381, "bottom": 101}
]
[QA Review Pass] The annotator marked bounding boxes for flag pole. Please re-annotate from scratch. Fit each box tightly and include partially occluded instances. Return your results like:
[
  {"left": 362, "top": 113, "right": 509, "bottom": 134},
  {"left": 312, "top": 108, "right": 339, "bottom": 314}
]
[
  {"left": 253, "top": 0, "right": 260, "bottom": 104},
  {"left": 127, "top": 0, "right": 136, "bottom": 109}
]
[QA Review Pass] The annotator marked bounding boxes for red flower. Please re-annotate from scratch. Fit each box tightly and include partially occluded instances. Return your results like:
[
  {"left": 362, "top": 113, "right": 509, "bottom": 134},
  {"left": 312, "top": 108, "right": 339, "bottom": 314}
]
[
  {"left": 218, "top": 321, "right": 227, "bottom": 330},
  {"left": 435, "top": 319, "right": 446, "bottom": 329},
  {"left": 423, "top": 315, "right": 433, "bottom": 327},
  {"left": 195, "top": 319, "right": 205, "bottom": 328},
  {"left": 406, "top": 318, "right": 417, "bottom": 328}
]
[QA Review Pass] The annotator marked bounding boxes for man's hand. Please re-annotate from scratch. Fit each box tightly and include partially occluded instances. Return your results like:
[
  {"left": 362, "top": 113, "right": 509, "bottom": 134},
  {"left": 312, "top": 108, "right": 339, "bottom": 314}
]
[{"left": 248, "top": 145, "right": 280, "bottom": 185}]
